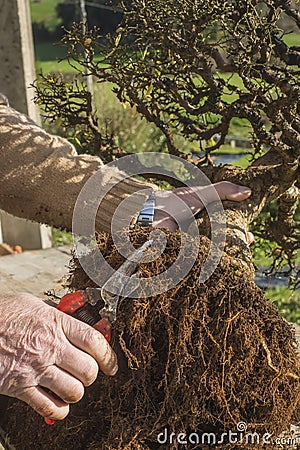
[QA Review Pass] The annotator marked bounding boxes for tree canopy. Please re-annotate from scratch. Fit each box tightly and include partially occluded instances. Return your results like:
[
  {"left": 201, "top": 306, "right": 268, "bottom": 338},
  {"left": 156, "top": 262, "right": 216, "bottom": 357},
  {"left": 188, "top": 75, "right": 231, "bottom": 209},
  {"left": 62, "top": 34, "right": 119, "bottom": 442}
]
[{"left": 34, "top": 0, "right": 299, "bottom": 285}]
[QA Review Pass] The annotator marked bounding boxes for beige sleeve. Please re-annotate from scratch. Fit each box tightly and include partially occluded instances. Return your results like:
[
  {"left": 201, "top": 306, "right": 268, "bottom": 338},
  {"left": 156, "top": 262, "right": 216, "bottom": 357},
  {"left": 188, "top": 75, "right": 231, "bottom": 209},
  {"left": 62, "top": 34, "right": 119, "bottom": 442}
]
[{"left": 0, "top": 100, "right": 155, "bottom": 234}]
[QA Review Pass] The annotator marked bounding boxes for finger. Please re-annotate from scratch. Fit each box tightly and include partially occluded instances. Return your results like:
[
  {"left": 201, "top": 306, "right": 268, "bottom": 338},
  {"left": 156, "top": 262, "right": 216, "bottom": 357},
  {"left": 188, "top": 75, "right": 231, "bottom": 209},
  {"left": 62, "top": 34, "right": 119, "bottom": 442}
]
[
  {"left": 56, "top": 342, "right": 99, "bottom": 387},
  {"left": 192, "top": 182, "right": 251, "bottom": 207},
  {"left": 173, "top": 182, "right": 251, "bottom": 212},
  {"left": 214, "top": 181, "right": 252, "bottom": 202},
  {"left": 19, "top": 386, "right": 69, "bottom": 420},
  {"left": 39, "top": 365, "right": 85, "bottom": 403},
  {"left": 60, "top": 313, "right": 118, "bottom": 376}
]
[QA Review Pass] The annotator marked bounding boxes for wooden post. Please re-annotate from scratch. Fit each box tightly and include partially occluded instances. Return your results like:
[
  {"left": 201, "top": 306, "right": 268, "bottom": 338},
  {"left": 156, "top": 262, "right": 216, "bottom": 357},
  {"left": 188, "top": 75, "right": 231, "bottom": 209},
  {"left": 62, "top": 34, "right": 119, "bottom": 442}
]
[{"left": 0, "top": 0, "right": 52, "bottom": 250}]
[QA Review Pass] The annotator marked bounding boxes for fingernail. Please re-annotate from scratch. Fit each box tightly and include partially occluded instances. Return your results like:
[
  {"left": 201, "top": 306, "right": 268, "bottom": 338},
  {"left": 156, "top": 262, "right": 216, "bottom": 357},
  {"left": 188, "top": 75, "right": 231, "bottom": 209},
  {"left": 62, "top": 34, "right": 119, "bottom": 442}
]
[
  {"left": 247, "top": 232, "right": 255, "bottom": 245},
  {"left": 110, "top": 363, "right": 118, "bottom": 376},
  {"left": 239, "top": 186, "right": 252, "bottom": 195}
]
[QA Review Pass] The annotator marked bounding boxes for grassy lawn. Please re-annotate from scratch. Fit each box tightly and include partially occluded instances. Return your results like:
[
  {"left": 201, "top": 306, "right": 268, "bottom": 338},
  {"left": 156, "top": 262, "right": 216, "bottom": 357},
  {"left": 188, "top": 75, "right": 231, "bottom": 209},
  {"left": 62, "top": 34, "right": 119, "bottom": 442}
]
[
  {"left": 232, "top": 153, "right": 252, "bottom": 168},
  {"left": 30, "top": 0, "right": 62, "bottom": 32},
  {"left": 34, "top": 41, "right": 107, "bottom": 74},
  {"left": 283, "top": 32, "right": 300, "bottom": 47},
  {"left": 36, "top": 56, "right": 79, "bottom": 74},
  {"left": 35, "top": 41, "right": 67, "bottom": 61},
  {"left": 35, "top": 41, "right": 81, "bottom": 73},
  {"left": 266, "top": 287, "right": 300, "bottom": 324}
]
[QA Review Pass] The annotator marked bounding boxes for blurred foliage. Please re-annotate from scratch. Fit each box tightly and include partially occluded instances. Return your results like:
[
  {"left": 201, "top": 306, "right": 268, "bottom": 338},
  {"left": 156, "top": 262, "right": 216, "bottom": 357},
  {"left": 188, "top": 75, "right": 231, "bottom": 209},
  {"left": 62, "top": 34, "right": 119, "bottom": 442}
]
[
  {"left": 266, "top": 287, "right": 300, "bottom": 324},
  {"left": 51, "top": 228, "right": 73, "bottom": 246},
  {"left": 250, "top": 200, "right": 300, "bottom": 289}
]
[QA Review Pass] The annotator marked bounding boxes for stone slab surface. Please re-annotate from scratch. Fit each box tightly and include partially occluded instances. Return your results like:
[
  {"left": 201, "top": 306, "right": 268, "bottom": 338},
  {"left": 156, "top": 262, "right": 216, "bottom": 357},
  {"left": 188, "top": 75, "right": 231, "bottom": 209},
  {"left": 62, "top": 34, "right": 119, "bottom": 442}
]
[{"left": 0, "top": 245, "right": 72, "bottom": 298}]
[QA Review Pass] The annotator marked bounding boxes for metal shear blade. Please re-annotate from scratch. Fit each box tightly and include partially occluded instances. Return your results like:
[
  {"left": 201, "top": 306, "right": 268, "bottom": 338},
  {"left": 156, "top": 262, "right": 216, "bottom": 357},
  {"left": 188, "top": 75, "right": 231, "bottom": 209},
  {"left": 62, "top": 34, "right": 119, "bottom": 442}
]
[{"left": 100, "top": 239, "right": 152, "bottom": 322}]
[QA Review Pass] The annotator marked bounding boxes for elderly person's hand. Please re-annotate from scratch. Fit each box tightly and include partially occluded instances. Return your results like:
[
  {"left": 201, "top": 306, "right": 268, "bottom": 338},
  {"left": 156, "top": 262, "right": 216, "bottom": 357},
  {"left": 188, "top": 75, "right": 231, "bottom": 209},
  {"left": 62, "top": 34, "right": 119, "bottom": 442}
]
[
  {"left": 154, "top": 181, "right": 254, "bottom": 244},
  {"left": 0, "top": 293, "right": 117, "bottom": 420}
]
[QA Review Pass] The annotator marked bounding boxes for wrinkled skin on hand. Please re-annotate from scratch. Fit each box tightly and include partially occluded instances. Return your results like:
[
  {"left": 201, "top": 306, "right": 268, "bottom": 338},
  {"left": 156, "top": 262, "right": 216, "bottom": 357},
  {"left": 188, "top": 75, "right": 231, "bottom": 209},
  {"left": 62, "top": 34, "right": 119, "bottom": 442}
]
[{"left": 0, "top": 293, "right": 118, "bottom": 420}]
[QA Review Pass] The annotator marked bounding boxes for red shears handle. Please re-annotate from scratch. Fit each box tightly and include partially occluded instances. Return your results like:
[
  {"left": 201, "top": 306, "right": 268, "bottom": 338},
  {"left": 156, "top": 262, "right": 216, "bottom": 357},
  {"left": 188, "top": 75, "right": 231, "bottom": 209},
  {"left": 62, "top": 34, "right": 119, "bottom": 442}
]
[
  {"left": 45, "top": 293, "right": 111, "bottom": 425},
  {"left": 93, "top": 317, "right": 111, "bottom": 343},
  {"left": 57, "top": 290, "right": 87, "bottom": 314}
]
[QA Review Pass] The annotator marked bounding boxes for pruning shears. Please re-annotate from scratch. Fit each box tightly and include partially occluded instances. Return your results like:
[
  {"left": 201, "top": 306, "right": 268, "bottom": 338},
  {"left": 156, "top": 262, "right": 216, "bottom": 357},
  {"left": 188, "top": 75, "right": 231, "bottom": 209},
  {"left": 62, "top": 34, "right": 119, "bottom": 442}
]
[{"left": 44, "top": 239, "right": 152, "bottom": 425}]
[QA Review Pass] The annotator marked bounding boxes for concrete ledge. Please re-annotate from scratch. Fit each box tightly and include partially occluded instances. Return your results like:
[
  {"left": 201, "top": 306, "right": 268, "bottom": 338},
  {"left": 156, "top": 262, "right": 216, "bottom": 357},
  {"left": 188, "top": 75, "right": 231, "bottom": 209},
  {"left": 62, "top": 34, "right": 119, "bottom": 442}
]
[
  {"left": 0, "top": 245, "right": 72, "bottom": 298},
  {"left": 0, "top": 212, "right": 52, "bottom": 251}
]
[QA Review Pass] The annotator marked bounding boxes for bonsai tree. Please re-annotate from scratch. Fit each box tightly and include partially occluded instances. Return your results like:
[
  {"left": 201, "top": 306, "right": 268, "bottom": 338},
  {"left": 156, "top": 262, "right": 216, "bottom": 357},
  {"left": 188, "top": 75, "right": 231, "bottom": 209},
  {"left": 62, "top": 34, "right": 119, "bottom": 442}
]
[
  {"left": 4, "top": 1, "right": 299, "bottom": 449},
  {"left": 36, "top": 0, "right": 299, "bottom": 284}
]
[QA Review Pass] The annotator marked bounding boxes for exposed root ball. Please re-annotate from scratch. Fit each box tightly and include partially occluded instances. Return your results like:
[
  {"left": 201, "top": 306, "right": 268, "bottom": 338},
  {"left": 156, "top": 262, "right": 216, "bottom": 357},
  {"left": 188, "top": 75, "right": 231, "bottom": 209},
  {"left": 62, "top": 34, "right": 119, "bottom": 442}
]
[{"left": 2, "top": 228, "right": 300, "bottom": 450}]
